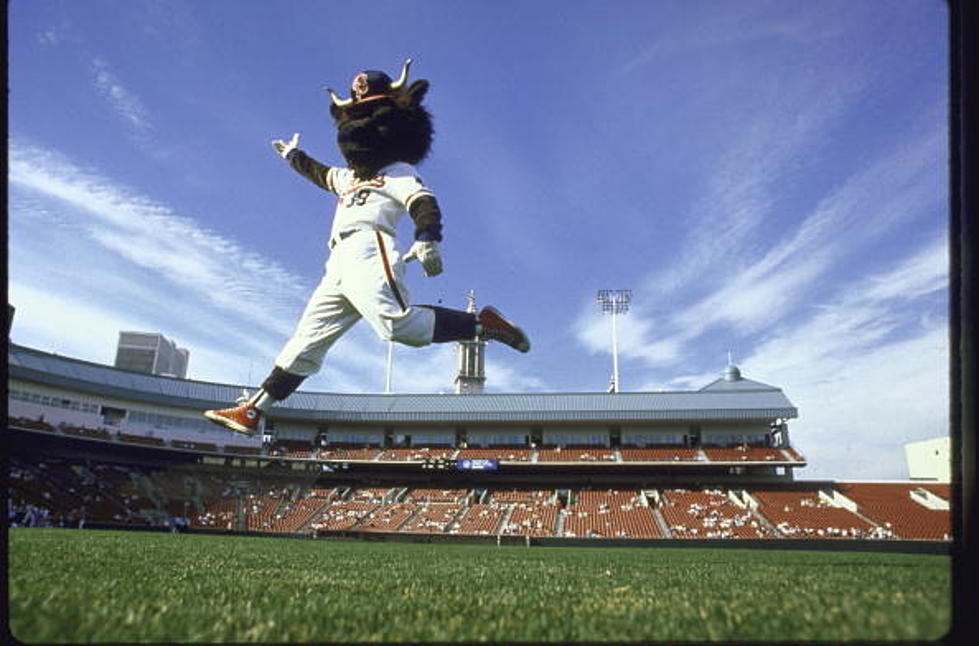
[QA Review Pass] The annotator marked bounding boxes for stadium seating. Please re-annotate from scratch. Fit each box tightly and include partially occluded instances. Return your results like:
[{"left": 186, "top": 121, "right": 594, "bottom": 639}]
[
  {"left": 60, "top": 425, "right": 114, "bottom": 441},
  {"left": 399, "top": 503, "right": 465, "bottom": 533},
  {"left": 536, "top": 445, "right": 617, "bottom": 462},
  {"left": 836, "top": 483, "right": 950, "bottom": 541},
  {"left": 376, "top": 446, "right": 458, "bottom": 462},
  {"left": 490, "top": 489, "right": 556, "bottom": 503},
  {"left": 502, "top": 502, "right": 560, "bottom": 537},
  {"left": 305, "top": 487, "right": 393, "bottom": 531},
  {"left": 619, "top": 447, "right": 701, "bottom": 462},
  {"left": 5, "top": 447, "right": 951, "bottom": 543},
  {"left": 191, "top": 497, "right": 236, "bottom": 530},
  {"left": 244, "top": 491, "right": 285, "bottom": 531},
  {"left": 9, "top": 417, "right": 57, "bottom": 432},
  {"left": 658, "top": 488, "right": 774, "bottom": 539},
  {"left": 749, "top": 489, "right": 876, "bottom": 539},
  {"left": 405, "top": 488, "right": 468, "bottom": 503},
  {"left": 702, "top": 447, "right": 790, "bottom": 462},
  {"left": 308, "top": 501, "right": 379, "bottom": 531},
  {"left": 269, "top": 440, "right": 317, "bottom": 459},
  {"left": 118, "top": 433, "right": 167, "bottom": 447},
  {"left": 7, "top": 457, "right": 166, "bottom": 526},
  {"left": 487, "top": 489, "right": 560, "bottom": 536},
  {"left": 562, "top": 489, "right": 662, "bottom": 538},
  {"left": 318, "top": 445, "right": 383, "bottom": 460},
  {"left": 358, "top": 502, "right": 418, "bottom": 531},
  {"left": 456, "top": 447, "right": 532, "bottom": 462},
  {"left": 449, "top": 504, "right": 506, "bottom": 535},
  {"left": 265, "top": 488, "right": 336, "bottom": 533},
  {"left": 9, "top": 461, "right": 85, "bottom": 522},
  {"left": 920, "top": 483, "right": 950, "bottom": 500}
]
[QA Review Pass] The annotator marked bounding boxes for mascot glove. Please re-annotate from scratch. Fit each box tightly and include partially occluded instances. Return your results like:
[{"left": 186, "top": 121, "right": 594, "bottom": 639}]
[
  {"left": 271, "top": 132, "right": 300, "bottom": 159},
  {"left": 403, "top": 240, "right": 443, "bottom": 277}
]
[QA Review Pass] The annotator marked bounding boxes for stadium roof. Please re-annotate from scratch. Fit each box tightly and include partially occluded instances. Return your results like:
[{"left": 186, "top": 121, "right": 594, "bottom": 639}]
[{"left": 8, "top": 344, "right": 798, "bottom": 424}]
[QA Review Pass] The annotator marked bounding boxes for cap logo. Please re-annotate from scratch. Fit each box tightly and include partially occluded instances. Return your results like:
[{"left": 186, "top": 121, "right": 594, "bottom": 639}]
[{"left": 352, "top": 73, "right": 370, "bottom": 101}]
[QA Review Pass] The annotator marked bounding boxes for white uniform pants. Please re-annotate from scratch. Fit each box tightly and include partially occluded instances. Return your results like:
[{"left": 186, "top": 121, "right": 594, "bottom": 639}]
[{"left": 274, "top": 230, "right": 436, "bottom": 377}]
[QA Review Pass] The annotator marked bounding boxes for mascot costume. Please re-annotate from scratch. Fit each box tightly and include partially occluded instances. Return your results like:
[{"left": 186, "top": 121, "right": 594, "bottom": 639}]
[{"left": 205, "top": 59, "right": 530, "bottom": 435}]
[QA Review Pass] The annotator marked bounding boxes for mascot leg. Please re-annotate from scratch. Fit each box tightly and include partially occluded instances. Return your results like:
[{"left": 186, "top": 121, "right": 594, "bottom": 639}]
[
  {"left": 202, "top": 367, "right": 305, "bottom": 436},
  {"left": 424, "top": 305, "right": 477, "bottom": 342},
  {"left": 421, "top": 304, "right": 530, "bottom": 352},
  {"left": 204, "top": 273, "right": 359, "bottom": 435},
  {"left": 385, "top": 305, "right": 529, "bottom": 353}
]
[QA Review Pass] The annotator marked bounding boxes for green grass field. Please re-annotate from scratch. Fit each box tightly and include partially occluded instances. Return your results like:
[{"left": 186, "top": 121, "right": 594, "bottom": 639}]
[{"left": 7, "top": 528, "right": 950, "bottom": 643}]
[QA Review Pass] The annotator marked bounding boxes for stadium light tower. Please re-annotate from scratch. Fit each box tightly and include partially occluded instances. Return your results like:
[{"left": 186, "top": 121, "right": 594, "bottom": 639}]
[{"left": 596, "top": 289, "right": 632, "bottom": 393}]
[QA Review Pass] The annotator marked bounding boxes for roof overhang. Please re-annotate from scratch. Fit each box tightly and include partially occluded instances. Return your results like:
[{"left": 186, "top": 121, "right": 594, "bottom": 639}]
[{"left": 8, "top": 344, "right": 798, "bottom": 424}]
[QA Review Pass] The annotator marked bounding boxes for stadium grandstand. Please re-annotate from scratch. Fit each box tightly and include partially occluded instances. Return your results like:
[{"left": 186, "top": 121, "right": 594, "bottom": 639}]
[{"left": 7, "top": 342, "right": 950, "bottom": 547}]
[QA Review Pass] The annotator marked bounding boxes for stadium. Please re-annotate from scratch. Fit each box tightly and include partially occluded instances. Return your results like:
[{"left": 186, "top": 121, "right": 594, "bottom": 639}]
[
  {"left": 6, "top": 333, "right": 954, "bottom": 642},
  {"left": 8, "top": 340, "right": 952, "bottom": 545}
]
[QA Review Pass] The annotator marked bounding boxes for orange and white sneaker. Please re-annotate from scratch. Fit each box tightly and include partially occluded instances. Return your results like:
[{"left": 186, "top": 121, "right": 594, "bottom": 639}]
[
  {"left": 203, "top": 402, "right": 262, "bottom": 435},
  {"left": 478, "top": 306, "right": 530, "bottom": 353}
]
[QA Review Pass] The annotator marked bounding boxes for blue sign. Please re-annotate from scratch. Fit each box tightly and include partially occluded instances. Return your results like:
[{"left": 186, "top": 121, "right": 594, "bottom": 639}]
[{"left": 456, "top": 459, "right": 499, "bottom": 471}]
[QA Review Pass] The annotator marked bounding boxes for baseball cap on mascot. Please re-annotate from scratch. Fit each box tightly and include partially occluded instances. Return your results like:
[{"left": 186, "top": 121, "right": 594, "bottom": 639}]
[{"left": 328, "top": 59, "right": 412, "bottom": 107}]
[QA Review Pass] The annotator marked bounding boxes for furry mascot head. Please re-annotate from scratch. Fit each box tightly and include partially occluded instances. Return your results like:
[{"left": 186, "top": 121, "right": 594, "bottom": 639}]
[{"left": 327, "top": 59, "right": 433, "bottom": 180}]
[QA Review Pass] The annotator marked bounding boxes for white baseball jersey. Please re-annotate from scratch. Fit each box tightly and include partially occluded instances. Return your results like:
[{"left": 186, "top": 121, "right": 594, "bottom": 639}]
[
  {"left": 321, "top": 162, "right": 434, "bottom": 242},
  {"left": 273, "top": 151, "right": 440, "bottom": 376}
]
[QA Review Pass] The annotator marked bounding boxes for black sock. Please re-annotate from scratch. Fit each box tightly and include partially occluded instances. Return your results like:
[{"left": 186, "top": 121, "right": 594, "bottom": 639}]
[
  {"left": 261, "top": 366, "right": 306, "bottom": 400},
  {"left": 418, "top": 306, "right": 478, "bottom": 342}
]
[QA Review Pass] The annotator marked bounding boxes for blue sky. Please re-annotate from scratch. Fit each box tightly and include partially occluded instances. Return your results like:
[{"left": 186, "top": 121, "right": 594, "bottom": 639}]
[{"left": 8, "top": 1, "right": 949, "bottom": 480}]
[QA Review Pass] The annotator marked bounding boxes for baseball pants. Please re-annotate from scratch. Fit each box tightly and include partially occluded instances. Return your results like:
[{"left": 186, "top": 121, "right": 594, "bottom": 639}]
[{"left": 274, "top": 229, "right": 436, "bottom": 377}]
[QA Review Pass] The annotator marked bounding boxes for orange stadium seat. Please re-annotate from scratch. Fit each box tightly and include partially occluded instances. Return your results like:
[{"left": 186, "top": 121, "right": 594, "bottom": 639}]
[
  {"left": 750, "top": 489, "right": 875, "bottom": 539},
  {"left": 837, "top": 483, "right": 950, "bottom": 541},
  {"left": 658, "top": 488, "right": 774, "bottom": 539}
]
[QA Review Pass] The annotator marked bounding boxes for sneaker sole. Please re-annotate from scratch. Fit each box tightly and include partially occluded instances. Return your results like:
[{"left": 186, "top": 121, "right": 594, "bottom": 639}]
[{"left": 203, "top": 410, "right": 258, "bottom": 436}]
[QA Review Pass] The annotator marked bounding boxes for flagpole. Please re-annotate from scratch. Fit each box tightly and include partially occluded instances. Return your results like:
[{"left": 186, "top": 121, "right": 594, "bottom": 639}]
[{"left": 385, "top": 340, "right": 394, "bottom": 393}]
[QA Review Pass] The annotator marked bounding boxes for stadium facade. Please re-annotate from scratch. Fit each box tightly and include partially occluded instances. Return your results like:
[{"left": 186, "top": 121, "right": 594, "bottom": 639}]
[
  {"left": 9, "top": 344, "right": 802, "bottom": 472},
  {"left": 7, "top": 342, "right": 950, "bottom": 546}
]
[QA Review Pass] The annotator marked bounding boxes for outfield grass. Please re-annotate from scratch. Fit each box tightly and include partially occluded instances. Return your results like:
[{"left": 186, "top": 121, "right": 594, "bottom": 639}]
[{"left": 7, "top": 528, "right": 950, "bottom": 643}]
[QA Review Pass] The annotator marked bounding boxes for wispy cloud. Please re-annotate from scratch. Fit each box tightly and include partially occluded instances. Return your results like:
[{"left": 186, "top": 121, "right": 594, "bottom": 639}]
[
  {"left": 8, "top": 141, "right": 314, "bottom": 380},
  {"left": 738, "top": 236, "right": 947, "bottom": 382},
  {"left": 9, "top": 141, "right": 308, "bottom": 333},
  {"left": 35, "top": 10, "right": 75, "bottom": 48},
  {"left": 37, "top": 28, "right": 62, "bottom": 46},
  {"left": 620, "top": 3, "right": 848, "bottom": 75},
  {"left": 645, "top": 70, "right": 865, "bottom": 301},
  {"left": 92, "top": 58, "right": 153, "bottom": 138}
]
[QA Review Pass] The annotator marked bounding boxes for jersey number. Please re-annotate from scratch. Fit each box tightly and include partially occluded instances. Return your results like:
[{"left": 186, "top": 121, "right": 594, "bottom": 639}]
[{"left": 344, "top": 189, "right": 370, "bottom": 208}]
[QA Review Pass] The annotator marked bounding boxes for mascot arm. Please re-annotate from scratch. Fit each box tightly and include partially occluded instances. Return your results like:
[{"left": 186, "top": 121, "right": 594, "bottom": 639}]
[
  {"left": 408, "top": 195, "right": 443, "bottom": 242},
  {"left": 286, "top": 149, "right": 336, "bottom": 194}
]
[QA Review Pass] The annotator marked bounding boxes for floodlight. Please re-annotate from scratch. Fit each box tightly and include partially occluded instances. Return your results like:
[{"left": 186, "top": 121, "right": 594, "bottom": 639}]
[{"left": 596, "top": 290, "right": 632, "bottom": 393}]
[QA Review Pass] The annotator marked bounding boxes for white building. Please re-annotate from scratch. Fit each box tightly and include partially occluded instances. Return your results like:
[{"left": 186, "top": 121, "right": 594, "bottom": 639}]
[
  {"left": 903, "top": 436, "right": 950, "bottom": 482},
  {"left": 114, "top": 332, "right": 189, "bottom": 379}
]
